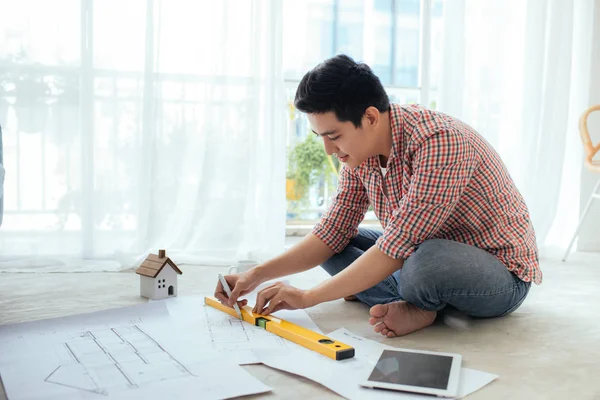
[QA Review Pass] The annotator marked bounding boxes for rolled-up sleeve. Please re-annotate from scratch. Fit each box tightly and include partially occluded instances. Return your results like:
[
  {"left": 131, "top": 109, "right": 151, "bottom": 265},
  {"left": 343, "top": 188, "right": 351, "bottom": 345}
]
[
  {"left": 312, "top": 164, "right": 370, "bottom": 253},
  {"left": 376, "top": 130, "right": 479, "bottom": 259}
]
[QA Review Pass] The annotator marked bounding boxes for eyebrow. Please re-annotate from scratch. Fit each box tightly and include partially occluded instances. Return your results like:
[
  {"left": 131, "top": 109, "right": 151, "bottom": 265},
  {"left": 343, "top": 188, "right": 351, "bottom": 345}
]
[{"left": 312, "top": 129, "right": 338, "bottom": 137}]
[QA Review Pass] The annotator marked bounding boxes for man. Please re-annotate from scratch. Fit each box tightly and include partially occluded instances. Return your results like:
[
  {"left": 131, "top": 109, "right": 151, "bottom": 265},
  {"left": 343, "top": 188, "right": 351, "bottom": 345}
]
[{"left": 215, "top": 54, "right": 541, "bottom": 337}]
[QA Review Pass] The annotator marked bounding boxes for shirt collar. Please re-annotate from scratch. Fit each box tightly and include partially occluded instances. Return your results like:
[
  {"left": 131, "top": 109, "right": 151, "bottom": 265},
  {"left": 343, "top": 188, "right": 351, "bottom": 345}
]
[{"left": 363, "top": 104, "right": 403, "bottom": 172}]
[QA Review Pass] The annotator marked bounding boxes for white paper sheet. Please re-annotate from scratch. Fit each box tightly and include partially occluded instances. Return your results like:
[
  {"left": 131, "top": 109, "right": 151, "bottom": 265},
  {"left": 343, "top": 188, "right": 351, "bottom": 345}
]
[
  {"left": 0, "top": 302, "right": 272, "bottom": 400},
  {"left": 259, "top": 328, "right": 498, "bottom": 400},
  {"left": 160, "top": 292, "right": 323, "bottom": 365}
]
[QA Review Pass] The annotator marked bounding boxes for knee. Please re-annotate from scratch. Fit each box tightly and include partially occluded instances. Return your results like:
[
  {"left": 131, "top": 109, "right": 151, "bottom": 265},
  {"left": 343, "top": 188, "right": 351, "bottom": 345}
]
[
  {"left": 402, "top": 240, "right": 447, "bottom": 281},
  {"left": 399, "top": 240, "right": 447, "bottom": 302}
]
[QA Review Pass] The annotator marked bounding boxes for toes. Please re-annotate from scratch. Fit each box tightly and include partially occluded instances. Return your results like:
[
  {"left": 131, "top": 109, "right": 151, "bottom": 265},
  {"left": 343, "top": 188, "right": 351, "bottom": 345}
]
[
  {"left": 374, "top": 322, "right": 387, "bottom": 333},
  {"left": 369, "top": 304, "right": 388, "bottom": 318},
  {"left": 381, "top": 328, "right": 390, "bottom": 336},
  {"left": 368, "top": 316, "right": 384, "bottom": 326},
  {"left": 386, "top": 331, "right": 396, "bottom": 338}
]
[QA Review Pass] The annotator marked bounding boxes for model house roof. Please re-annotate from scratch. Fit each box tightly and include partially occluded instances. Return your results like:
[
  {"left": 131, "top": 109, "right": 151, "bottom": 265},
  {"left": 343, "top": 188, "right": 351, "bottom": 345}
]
[{"left": 135, "top": 249, "right": 183, "bottom": 278}]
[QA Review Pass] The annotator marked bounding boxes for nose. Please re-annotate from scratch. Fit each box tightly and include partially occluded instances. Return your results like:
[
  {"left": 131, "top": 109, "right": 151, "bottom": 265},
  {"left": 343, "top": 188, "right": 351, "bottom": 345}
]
[{"left": 323, "top": 138, "right": 338, "bottom": 156}]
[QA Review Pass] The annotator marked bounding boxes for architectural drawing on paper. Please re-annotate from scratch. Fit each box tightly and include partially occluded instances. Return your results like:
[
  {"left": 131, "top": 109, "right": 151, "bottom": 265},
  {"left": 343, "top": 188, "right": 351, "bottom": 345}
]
[
  {"left": 45, "top": 325, "right": 193, "bottom": 395},
  {"left": 203, "top": 307, "right": 286, "bottom": 352}
]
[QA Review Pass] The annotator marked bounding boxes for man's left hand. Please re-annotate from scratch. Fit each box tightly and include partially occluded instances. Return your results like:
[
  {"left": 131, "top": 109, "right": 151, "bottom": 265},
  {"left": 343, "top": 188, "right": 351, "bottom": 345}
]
[{"left": 252, "top": 282, "right": 312, "bottom": 315}]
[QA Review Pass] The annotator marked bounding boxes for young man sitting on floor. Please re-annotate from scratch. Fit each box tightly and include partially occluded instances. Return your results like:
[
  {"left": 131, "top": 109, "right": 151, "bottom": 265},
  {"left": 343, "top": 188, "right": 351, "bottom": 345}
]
[{"left": 214, "top": 54, "right": 541, "bottom": 337}]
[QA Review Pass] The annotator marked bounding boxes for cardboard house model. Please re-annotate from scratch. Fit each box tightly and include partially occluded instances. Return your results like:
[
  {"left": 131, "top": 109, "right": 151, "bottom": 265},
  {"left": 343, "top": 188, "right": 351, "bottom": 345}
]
[{"left": 135, "top": 249, "right": 183, "bottom": 300}]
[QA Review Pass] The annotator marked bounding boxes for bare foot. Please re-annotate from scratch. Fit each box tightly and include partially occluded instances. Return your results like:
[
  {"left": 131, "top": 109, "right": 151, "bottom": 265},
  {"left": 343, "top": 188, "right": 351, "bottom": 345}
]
[
  {"left": 344, "top": 295, "right": 358, "bottom": 301},
  {"left": 368, "top": 301, "right": 436, "bottom": 338}
]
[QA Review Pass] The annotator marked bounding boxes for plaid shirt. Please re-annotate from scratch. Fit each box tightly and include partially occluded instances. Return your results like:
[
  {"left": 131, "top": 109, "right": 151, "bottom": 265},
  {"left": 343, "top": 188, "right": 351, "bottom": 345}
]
[{"left": 313, "top": 104, "right": 542, "bottom": 285}]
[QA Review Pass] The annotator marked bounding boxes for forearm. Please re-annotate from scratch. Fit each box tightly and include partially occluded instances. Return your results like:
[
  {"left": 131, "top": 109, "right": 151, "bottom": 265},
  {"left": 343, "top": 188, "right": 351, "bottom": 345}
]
[
  {"left": 305, "top": 245, "right": 403, "bottom": 306},
  {"left": 252, "top": 233, "right": 335, "bottom": 282}
]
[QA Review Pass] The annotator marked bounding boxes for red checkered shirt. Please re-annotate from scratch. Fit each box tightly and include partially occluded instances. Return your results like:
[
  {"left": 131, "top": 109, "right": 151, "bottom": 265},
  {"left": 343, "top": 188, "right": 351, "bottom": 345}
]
[{"left": 313, "top": 104, "right": 542, "bottom": 285}]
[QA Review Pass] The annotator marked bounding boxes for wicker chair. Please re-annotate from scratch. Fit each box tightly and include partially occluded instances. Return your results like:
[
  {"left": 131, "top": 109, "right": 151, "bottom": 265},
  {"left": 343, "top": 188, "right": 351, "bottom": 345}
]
[{"left": 562, "top": 105, "right": 600, "bottom": 261}]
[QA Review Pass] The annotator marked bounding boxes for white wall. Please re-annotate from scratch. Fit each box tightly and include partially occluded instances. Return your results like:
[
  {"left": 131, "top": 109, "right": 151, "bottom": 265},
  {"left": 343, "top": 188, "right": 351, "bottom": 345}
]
[{"left": 578, "top": 0, "right": 600, "bottom": 252}]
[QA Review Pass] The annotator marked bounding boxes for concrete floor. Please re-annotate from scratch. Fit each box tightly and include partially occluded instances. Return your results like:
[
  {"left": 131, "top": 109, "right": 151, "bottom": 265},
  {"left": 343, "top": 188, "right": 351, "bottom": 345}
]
[{"left": 1, "top": 248, "right": 599, "bottom": 399}]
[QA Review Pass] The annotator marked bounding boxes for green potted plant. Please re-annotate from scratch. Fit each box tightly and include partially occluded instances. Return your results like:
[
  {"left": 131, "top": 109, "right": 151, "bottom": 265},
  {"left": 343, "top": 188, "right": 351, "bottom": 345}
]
[
  {"left": 287, "top": 133, "right": 325, "bottom": 202},
  {"left": 286, "top": 133, "right": 341, "bottom": 216}
]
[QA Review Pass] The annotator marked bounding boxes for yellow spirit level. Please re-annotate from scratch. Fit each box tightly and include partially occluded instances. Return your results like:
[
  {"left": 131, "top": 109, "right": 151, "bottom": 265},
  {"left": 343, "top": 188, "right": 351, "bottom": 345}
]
[{"left": 204, "top": 296, "right": 355, "bottom": 361}]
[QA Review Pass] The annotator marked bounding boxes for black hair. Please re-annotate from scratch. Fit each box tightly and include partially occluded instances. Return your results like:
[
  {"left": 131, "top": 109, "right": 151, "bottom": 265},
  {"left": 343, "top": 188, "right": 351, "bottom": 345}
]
[{"left": 294, "top": 54, "right": 390, "bottom": 128}]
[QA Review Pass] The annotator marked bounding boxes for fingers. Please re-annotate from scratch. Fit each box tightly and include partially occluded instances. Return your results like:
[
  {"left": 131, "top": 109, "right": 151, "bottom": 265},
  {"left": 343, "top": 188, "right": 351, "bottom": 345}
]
[
  {"left": 263, "top": 293, "right": 283, "bottom": 315},
  {"left": 215, "top": 275, "right": 247, "bottom": 307},
  {"left": 229, "top": 278, "right": 242, "bottom": 306},
  {"left": 253, "top": 287, "right": 276, "bottom": 314},
  {"left": 253, "top": 283, "right": 281, "bottom": 314},
  {"left": 214, "top": 280, "right": 229, "bottom": 304},
  {"left": 221, "top": 275, "right": 243, "bottom": 306},
  {"left": 230, "top": 275, "right": 261, "bottom": 306}
]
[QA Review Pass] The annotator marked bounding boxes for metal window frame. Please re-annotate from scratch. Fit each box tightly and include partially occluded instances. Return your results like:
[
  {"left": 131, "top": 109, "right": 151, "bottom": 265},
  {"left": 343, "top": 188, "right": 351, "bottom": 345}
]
[
  {"left": 285, "top": 0, "right": 434, "bottom": 100},
  {"left": 284, "top": 0, "right": 436, "bottom": 226}
]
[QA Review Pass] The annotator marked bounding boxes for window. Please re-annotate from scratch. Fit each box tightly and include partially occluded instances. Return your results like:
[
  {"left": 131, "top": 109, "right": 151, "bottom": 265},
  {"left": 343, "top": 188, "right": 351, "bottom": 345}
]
[
  {"left": 0, "top": 0, "right": 446, "bottom": 244},
  {"left": 283, "top": 0, "right": 445, "bottom": 224},
  {"left": 0, "top": 0, "right": 261, "bottom": 255}
]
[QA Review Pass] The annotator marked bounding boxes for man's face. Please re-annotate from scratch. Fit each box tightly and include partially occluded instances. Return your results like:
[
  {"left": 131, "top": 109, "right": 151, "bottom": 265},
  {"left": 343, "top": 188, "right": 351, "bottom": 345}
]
[{"left": 307, "top": 112, "right": 373, "bottom": 169}]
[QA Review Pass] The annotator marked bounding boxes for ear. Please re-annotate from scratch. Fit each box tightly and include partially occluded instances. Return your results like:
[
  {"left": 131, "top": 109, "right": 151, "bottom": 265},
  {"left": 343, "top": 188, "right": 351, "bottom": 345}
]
[{"left": 363, "top": 106, "right": 380, "bottom": 128}]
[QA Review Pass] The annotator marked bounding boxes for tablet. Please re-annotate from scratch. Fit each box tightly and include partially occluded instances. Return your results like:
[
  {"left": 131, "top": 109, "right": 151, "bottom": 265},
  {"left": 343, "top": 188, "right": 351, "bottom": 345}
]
[{"left": 359, "top": 348, "right": 462, "bottom": 397}]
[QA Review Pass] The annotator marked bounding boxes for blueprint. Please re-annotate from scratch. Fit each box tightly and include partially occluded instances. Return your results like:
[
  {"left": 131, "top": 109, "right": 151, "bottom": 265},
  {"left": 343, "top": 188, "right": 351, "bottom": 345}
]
[
  {"left": 203, "top": 305, "right": 286, "bottom": 353},
  {"left": 44, "top": 325, "right": 193, "bottom": 395},
  {"left": 0, "top": 301, "right": 271, "bottom": 400},
  {"left": 0, "top": 288, "right": 324, "bottom": 399},
  {"left": 161, "top": 292, "right": 322, "bottom": 365}
]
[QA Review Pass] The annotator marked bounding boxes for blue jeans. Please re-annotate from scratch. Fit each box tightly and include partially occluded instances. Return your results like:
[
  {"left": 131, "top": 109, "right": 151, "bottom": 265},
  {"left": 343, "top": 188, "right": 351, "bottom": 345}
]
[{"left": 321, "top": 228, "right": 531, "bottom": 318}]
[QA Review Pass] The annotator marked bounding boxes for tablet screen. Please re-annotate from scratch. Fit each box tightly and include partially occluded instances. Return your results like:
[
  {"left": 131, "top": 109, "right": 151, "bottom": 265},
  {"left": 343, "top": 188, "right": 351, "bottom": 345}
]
[{"left": 368, "top": 350, "right": 453, "bottom": 390}]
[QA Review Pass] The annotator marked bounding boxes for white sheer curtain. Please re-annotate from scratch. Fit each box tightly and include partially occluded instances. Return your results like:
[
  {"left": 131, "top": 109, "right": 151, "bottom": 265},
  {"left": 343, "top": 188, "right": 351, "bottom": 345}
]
[
  {"left": 0, "top": 0, "right": 286, "bottom": 272},
  {"left": 436, "top": 0, "right": 595, "bottom": 250}
]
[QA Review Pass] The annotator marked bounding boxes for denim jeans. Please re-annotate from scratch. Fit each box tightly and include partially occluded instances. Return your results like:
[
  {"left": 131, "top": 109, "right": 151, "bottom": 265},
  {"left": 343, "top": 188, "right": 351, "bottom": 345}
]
[{"left": 321, "top": 228, "right": 531, "bottom": 318}]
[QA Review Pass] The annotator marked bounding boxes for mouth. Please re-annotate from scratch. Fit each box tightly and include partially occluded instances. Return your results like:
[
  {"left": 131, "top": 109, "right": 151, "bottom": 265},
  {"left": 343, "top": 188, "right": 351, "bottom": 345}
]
[{"left": 338, "top": 154, "right": 349, "bottom": 162}]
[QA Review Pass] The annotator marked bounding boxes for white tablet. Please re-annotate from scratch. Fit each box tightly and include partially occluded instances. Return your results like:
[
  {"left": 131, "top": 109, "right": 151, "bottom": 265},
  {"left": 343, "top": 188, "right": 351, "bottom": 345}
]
[{"left": 359, "top": 348, "right": 462, "bottom": 398}]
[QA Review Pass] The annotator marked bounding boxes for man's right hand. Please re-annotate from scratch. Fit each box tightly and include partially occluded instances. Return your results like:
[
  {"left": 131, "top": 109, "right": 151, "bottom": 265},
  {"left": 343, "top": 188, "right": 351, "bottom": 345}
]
[
  {"left": 213, "top": 233, "right": 335, "bottom": 309},
  {"left": 214, "top": 270, "right": 262, "bottom": 308}
]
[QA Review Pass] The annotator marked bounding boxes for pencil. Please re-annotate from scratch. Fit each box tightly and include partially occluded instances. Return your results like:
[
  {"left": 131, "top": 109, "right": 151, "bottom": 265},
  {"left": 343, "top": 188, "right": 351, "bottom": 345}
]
[{"left": 217, "top": 273, "right": 243, "bottom": 320}]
